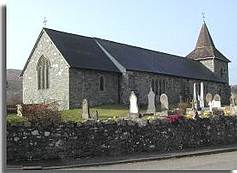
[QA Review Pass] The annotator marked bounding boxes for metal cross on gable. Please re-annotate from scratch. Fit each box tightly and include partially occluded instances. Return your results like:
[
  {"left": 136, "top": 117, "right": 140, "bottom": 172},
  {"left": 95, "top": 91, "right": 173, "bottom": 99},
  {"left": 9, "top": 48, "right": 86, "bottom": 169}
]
[{"left": 43, "top": 17, "right": 47, "bottom": 27}]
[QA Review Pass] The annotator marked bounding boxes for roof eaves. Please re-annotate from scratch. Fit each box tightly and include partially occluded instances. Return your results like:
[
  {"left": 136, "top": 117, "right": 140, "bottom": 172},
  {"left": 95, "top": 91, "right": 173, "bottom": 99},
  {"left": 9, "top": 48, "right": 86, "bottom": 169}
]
[{"left": 20, "top": 29, "right": 45, "bottom": 76}]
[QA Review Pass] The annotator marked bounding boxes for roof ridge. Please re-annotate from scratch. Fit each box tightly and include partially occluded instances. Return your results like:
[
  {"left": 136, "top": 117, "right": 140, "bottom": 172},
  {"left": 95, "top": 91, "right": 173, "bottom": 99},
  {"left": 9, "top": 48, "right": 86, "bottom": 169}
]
[
  {"left": 43, "top": 27, "right": 93, "bottom": 40},
  {"left": 43, "top": 28, "right": 186, "bottom": 60},
  {"left": 95, "top": 37, "right": 186, "bottom": 60}
]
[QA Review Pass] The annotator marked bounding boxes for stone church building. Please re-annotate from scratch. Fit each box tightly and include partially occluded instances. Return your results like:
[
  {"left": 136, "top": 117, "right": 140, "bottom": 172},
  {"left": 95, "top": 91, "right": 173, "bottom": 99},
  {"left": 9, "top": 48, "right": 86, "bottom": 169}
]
[{"left": 21, "top": 22, "right": 231, "bottom": 110}]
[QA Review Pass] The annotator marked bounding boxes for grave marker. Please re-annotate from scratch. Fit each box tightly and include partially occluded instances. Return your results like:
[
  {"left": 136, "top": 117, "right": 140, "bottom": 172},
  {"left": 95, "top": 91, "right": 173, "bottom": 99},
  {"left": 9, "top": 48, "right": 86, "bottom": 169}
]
[
  {"left": 82, "top": 99, "right": 90, "bottom": 120},
  {"left": 212, "top": 94, "right": 221, "bottom": 108},
  {"left": 129, "top": 91, "right": 139, "bottom": 118},
  {"left": 160, "top": 93, "right": 169, "bottom": 111},
  {"left": 147, "top": 88, "right": 156, "bottom": 114}
]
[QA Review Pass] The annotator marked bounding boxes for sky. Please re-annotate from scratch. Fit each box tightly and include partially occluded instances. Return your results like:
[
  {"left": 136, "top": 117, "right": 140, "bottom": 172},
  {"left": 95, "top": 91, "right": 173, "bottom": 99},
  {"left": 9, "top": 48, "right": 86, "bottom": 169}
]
[{"left": 7, "top": 0, "right": 237, "bottom": 84}]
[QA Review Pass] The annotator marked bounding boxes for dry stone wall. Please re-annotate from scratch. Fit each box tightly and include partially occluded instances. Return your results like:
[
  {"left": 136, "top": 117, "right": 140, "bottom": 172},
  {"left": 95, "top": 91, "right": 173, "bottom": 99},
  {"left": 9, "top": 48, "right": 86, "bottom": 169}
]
[{"left": 7, "top": 116, "right": 237, "bottom": 162}]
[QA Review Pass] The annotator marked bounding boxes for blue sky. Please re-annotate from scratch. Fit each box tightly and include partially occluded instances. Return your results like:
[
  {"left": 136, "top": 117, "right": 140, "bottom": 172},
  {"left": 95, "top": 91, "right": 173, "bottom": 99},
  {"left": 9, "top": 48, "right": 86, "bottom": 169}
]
[{"left": 7, "top": 0, "right": 237, "bottom": 84}]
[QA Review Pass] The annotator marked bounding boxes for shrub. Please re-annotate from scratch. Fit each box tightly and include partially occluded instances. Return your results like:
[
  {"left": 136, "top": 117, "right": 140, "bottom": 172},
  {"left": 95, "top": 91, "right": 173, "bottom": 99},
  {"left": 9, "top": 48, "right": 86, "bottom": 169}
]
[
  {"left": 212, "top": 108, "right": 224, "bottom": 116},
  {"left": 7, "top": 114, "right": 27, "bottom": 124},
  {"left": 22, "top": 104, "right": 62, "bottom": 125},
  {"left": 166, "top": 114, "right": 184, "bottom": 123}
]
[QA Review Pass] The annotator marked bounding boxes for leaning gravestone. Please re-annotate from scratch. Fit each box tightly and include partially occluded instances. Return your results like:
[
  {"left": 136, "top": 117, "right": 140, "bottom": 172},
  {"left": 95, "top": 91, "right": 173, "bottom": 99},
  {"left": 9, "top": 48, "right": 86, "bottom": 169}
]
[
  {"left": 160, "top": 94, "right": 169, "bottom": 111},
  {"left": 212, "top": 94, "right": 221, "bottom": 108},
  {"left": 146, "top": 88, "right": 156, "bottom": 114},
  {"left": 82, "top": 99, "right": 90, "bottom": 120},
  {"left": 128, "top": 91, "right": 139, "bottom": 119}
]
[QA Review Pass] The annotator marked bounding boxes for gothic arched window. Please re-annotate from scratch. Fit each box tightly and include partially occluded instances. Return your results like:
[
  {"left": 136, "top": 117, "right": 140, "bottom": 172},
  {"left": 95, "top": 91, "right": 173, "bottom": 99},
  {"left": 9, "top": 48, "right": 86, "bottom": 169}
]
[
  {"left": 37, "top": 56, "right": 50, "bottom": 89},
  {"left": 151, "top": 79, "right": 155, "bottom": 91},
  {"left": 99, "top": 76, "right": 104, "bottom": 91}
]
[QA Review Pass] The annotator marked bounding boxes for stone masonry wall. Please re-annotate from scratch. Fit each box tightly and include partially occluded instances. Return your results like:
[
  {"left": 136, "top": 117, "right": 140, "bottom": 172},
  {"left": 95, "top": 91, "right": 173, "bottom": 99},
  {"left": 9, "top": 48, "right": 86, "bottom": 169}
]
[
  {"left": 7, "top": 116, "right": 237, "bottom": 162},
  {"left": 23, "top": 31, "right": 70, "bottom": 110},
  {"left": 69, "top": 68, "right": 120, "bottom": 108},
  {"left": 214, "top": 59, "right": 229, "bottom": 84},
  {"left": 120, "top": 70, "right": 230, "bottom": 107}
]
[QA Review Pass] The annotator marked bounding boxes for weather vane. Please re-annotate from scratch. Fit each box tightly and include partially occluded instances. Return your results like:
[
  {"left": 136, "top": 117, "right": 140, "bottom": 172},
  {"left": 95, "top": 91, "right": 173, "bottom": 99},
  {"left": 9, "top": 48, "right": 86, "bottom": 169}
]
[
  {"left": 202, "top": 12, "right": 206, "bottom": 23},
  {"left": 43, "top": 17, "right": 47, "bottom": 27}
]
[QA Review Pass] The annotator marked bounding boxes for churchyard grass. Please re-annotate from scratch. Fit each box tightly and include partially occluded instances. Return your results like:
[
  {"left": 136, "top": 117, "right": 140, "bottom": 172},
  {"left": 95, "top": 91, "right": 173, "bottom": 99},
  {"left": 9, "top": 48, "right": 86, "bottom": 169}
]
[
  {"left": 7, "top": 104, "right": 148, "bottom": 123},
  {"left": 61, "top": 104, "right": 136, "bottom": 122}
]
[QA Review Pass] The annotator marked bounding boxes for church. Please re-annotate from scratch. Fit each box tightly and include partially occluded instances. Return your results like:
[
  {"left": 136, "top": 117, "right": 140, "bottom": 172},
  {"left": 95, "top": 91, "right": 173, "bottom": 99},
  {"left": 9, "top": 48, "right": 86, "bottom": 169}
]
[{"left": 21, "top": 22, "right": 231, "bottom": 110}]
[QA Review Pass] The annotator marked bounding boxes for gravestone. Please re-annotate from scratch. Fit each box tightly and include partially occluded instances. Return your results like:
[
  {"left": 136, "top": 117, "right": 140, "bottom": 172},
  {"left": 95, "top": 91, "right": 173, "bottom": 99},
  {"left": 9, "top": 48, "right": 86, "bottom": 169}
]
[
  {"left": 212, "top": 94, "right": 221, "bottom": 108},
  {"left": 146, "top": 88, "right": 156, "bottom": 114},
  {"left": 199, "top": 82, "right": 204, "bottom": 109},
  {"left": 206, "top": 93, "right": 213, "bottom": 112},
  {"left": 129, "top": 91, "right": 139, "bottom": 119},
  {"left": 206, "top": 93, "right": 213, "bottom": 103},
  {"left": 230, "top": 94, "right": 236, "bottom": 106},
  {"left": 16, "top": 104, "right": 23, "bottom": 117},
  {"left": 91, "top": 110, "right": 98, "bottom": 121},
  {"left": 82, "top": 99, "right": 90, "bottom": 120},
  {"left": 160, "top": 94, "right": 169, "bottom": 111}
]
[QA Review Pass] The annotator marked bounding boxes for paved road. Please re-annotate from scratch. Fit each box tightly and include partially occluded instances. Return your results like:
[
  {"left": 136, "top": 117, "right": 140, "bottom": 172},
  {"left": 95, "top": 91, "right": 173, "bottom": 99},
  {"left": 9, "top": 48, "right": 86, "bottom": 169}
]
[{"left": 65, "top": 151, "right": 237, "bottom": 170}]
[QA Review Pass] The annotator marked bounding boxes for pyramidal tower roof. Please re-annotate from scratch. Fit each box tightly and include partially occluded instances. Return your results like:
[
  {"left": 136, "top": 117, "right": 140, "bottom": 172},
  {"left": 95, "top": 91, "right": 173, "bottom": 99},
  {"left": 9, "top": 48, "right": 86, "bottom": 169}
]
[
  {"left": 195, "top": 22, "right": 215, "bottom": 48},
  {"left": 187, "top": 22, "right": 230, "bottom": 62}
]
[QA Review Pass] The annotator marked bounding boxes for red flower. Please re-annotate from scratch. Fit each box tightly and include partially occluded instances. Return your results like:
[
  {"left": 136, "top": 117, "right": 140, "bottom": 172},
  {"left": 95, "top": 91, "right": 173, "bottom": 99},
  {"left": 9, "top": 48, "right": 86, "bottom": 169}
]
[{"left": 166, "top": 114, "right": 183, "bottom": 123}]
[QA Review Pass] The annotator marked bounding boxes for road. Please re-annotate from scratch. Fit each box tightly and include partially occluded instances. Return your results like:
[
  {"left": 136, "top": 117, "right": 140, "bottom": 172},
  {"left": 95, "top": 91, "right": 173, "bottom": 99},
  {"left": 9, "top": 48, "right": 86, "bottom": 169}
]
[{"left": 64, "top": 151, "right": 237, "bottom": 170}]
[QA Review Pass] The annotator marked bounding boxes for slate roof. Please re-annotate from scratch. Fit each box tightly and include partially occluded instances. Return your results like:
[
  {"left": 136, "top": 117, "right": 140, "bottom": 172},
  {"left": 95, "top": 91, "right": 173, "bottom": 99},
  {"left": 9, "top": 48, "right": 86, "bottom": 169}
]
[
  {"left": 44, "top": 28, "right": 120, "bottom": 73},
  {"left": 187, "top": 22, "right": 230, "bottom": 62},
  {"left": 22, "top": 27, "right": 226, "bottom": 83},
  {"left": 96, "top": 38, "right": 223, "bottom": 82}
]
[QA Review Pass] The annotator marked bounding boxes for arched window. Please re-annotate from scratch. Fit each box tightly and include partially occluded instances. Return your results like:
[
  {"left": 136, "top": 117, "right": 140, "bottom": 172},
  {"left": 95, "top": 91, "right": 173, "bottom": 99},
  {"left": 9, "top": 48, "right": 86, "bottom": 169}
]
[
  {"left": 162, "top": 79, "right": 166, "bottom": 93},
  {"left": 155, "top": 79, "right": 159, "bottom": 94},
  {"left": 37, "top": 56, "right": 50, "bottom": 89},
  {"left": 151, "top": 79, "right": 155, "bottom": 91},
  {"left": 99, "top": 76, "right": 104, "bottom": 91}
]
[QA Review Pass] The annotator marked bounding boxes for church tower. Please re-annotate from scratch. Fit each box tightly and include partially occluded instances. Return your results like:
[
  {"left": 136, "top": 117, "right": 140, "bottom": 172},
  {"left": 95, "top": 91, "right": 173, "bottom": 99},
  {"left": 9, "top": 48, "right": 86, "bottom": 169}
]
[{"left": 187, "top": 22, "right": 231, "bottom": 84}]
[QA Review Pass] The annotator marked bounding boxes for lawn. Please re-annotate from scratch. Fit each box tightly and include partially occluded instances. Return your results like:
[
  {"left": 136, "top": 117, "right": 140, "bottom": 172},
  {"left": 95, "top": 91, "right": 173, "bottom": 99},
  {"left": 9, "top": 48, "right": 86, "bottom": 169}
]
[
  {"left": 61, "top": 104, "right": 131, "bottom": 122},
  {"left": 7, "top": 104, "right": 147, "bottom": 123}
]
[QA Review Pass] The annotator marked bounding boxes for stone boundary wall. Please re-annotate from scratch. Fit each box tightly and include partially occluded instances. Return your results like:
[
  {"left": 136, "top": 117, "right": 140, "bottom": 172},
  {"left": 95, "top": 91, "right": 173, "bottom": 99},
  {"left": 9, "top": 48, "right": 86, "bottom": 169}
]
[{"left": 7, "top": 116, "right": 237, "bottom": 162}]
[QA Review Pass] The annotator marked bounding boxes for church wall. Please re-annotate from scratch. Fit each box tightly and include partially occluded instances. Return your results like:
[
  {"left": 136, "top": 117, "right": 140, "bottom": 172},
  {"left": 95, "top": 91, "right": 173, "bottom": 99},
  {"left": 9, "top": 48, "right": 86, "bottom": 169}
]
[
  {"left": 120, "top": 70, "right": 230, "bottom": 108},
  {"left": 23, "top": 31, "right": 70, "bottom": 110},
  {"left": 69, "top": 68, "right": 120, "bottom": 108},
  {"left": 214, "top": 59, "right": 229, "bottom": 84}
]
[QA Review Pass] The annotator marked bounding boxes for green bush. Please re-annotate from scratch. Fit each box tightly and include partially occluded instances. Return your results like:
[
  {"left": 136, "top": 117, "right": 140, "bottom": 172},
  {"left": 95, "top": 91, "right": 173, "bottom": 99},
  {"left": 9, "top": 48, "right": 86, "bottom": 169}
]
[{"left": 7, "top": 114, "right": 27, "bottom": 124}]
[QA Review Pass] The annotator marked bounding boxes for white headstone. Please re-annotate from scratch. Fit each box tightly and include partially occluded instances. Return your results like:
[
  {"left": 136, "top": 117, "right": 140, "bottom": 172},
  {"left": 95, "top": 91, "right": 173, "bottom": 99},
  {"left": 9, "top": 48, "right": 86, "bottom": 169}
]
[
  {"left": 147, "top": 88, "right": 156, "bottom": 114},
  {"left": 160, "top": 94, "right": 169, "bottom": 111},
  {"left": 16, "top": 104, "right": 23, "bottom": 117},
  {"left": 230, "top": 94, "right": 236, "bottom": 106},
  {"left": 212, "top": 94, "right": 221, "bottom": 108},
  {"left": 193, "top": 83, "right": 198, "bottom": 110},
  {"left": 208, "top": 101, "right": 213, "bottom": 112},
  {"left": 206, "top": 93, "right": 213, "bottom": 103},
  {"left": 82, "top": 99, "right": 90, "bottom": 120},
  {"left": 129, "top": 91, "right": 139, "bottom": 114},
  {"left": 199, "top": 82, "right": 204, "bottom": 109}
]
